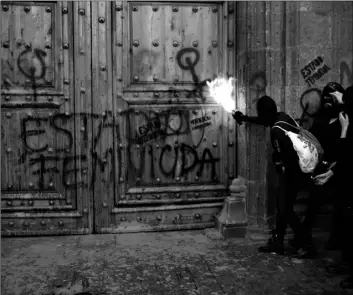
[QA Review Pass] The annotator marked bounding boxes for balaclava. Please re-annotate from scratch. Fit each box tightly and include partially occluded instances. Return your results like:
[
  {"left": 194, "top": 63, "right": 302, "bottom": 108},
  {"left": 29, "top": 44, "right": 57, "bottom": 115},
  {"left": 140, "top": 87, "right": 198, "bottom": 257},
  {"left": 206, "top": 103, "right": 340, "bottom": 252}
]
[
  {"left": 256, "top": 96, "right": 278, "bottom": 126},
  {"left": 321, "top": 82, "right": 345, "bottom": 119}
]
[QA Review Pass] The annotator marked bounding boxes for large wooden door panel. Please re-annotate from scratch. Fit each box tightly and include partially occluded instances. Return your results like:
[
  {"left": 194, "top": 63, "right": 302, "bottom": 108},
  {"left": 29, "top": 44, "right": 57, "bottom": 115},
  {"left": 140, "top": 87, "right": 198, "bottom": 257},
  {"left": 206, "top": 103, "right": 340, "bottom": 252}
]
[
  {"left": 97, "top": 1, "right": 236, "bottom": 233},
  {"left": 1, "top": 1, "right": 236, "bottom": 235},
  {"left": 126, "top": 105, "right": 224, "bottom": 187},
  {"left": 1, "top": 1, "right": 92, "bottom": 236},
  {"left": 122, "top": 1, "right": 226, "bottom": 101}
]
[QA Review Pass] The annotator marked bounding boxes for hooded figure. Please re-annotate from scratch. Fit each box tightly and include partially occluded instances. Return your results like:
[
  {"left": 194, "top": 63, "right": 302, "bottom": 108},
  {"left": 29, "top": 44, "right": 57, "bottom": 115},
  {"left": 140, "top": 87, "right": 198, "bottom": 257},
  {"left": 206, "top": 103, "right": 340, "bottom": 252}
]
[
  {"left": 298, "top": 83, "right": 352, "bottom": 289},
  {"left": 320, "top": 82, "right": 346, "bottom": 119},
  {"left": 333, "top": 85, "right": 353, "bottom": 289},
  {"left": 233, "top": 96, "right": 311, "bottom": 255}
]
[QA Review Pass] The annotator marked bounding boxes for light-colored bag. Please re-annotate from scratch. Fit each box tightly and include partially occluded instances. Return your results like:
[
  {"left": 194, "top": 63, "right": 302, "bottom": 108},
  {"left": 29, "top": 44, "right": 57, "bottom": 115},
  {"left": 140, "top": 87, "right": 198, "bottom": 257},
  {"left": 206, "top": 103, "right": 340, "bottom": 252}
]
[{"left": 272, "top": 117, "right": 324, "bottom": 174}]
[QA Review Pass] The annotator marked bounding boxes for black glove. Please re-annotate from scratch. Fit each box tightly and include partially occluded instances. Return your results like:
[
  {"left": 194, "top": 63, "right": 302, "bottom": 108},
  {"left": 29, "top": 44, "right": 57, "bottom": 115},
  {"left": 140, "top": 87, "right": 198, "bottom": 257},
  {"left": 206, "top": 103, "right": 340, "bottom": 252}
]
[
  {"left": 272, "top": 153, "right": 285, "bottom": 174},
  {"left": 275, "top": 162, "right": 285, "bottom": 174},
  {"left": 232, "top": 111, "right": 245, "bottom": 125}
]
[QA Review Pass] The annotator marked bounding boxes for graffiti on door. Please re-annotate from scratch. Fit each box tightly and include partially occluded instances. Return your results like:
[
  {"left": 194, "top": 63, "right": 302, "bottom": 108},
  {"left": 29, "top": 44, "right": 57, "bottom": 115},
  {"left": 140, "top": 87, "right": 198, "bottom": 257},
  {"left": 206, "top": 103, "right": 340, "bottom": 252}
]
[
  {"left": 2, "top": 47, "right": 50, "bottom": 97},
  {"left": 7, "top": 108, "right": 220, "bottom": 191},
  {"left": 15, "top": 111, "right": 117, "bottom": 190},
  {"left": 3, "top": 46, "right": 222, "bottom": 191}
]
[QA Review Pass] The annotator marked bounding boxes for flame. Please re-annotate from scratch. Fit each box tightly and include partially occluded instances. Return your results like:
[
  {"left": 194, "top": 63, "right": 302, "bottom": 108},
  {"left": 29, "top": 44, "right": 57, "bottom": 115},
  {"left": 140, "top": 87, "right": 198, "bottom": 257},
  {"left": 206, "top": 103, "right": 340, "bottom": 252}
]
[{"left": 207, "top": 77, "right": 236, "bottom": 113}]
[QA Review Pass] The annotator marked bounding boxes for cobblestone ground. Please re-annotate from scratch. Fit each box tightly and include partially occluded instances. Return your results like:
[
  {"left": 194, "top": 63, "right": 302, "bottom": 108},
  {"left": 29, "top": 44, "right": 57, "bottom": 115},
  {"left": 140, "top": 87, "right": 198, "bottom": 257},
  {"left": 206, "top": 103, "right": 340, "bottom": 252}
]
[{"left": 1, "top": 230, "right": 353, "bottom": 295}]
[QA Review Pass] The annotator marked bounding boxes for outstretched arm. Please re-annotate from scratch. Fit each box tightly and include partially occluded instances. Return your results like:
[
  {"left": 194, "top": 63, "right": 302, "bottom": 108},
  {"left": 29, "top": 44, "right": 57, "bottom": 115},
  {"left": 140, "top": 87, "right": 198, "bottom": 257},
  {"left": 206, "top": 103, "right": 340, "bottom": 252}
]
[{"left": 231, "top": 111, "right": 266, "bottom": 126}]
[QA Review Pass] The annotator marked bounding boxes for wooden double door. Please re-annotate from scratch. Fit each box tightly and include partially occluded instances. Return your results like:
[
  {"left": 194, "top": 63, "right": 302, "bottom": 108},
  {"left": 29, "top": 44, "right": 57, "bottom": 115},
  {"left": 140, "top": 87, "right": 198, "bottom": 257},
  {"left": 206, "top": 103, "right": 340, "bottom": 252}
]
[{"left": 1, "top": 1, "right": 236, "bottom": 236}]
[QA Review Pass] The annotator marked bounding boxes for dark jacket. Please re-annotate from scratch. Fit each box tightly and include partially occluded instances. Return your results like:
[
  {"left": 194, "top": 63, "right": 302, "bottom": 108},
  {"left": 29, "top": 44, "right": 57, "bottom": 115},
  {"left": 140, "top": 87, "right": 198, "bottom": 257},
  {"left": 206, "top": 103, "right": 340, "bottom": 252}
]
[
  {"left": 235, "top": 111, "right": 301, "bottom": 174},
  {"left": 270, "top": 112, "right": 302, "bottom": 175},
  {"left": 309, "top": 84, "right": 353, "bottom": 180}
]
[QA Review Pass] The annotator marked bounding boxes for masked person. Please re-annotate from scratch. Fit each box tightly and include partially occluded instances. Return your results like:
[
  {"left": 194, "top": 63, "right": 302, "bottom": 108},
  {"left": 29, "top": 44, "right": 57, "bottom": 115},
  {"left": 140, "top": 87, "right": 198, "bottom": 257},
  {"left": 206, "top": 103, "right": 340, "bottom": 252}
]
[
  {"left": 233, "top": 96, "right": 312, "bottom": 254},
  {"left": 296, "top": 83, "right": 350, "bottom": 260},
  {"left": 305, "top": 84, "right": 352, "bottom": 289},
  {"left": 338, "top": 85, "right": 353, "bottom": 289}
]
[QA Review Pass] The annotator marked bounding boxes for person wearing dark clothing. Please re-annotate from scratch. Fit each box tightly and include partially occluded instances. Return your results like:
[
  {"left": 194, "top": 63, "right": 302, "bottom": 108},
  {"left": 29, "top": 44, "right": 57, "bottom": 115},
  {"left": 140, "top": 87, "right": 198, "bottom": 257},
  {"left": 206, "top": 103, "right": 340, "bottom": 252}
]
[
  {"left": 334, "top": 85, "right": 353, "bottom": 289},
  {"left": 295, "top": 111, "right": 350, "bottom": 257},
  {"left": 233, "top": 96, "right": 310, "bottom": 254},
  {"left": 297, "top": 82, "right": 353, "bottom": 289},
  {"left": 331, "top": 85, "right": 353, "bottom": 289},
  {"left": 300, "top": 112, "right": 349, "bottom": 249},
  {"left": 298, "top": 83, "right": 348, "bottom": 241}
]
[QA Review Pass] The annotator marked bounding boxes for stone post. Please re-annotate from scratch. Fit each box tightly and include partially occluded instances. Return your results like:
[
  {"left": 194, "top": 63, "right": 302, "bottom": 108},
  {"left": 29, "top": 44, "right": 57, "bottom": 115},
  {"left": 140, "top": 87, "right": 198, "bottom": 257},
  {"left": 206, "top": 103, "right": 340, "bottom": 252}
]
[{"left": 216, "top": 177, "right": 248, "bottom": 238}]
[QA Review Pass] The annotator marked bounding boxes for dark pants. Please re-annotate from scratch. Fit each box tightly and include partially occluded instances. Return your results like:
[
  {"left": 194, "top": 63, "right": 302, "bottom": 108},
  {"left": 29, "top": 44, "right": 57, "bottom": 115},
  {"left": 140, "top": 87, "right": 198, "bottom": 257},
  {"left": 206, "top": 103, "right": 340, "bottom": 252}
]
[
  {"left": 341, "top": 206, "right": 353, "bottom": 274},
  {"left": 302, "top": 176, "right": 353, "bottom": 271},
  {"left": 275, "top": 171, "right": 308, "bottom": 239},
  {"left": 301, "top": 177, "right": 338, "bottom": 239},
  {"left": 272, "top": 122, "right": 309, "bottom": 239},
  {"left": 301, "top": 177, "right": 350, "bottom": 239}
]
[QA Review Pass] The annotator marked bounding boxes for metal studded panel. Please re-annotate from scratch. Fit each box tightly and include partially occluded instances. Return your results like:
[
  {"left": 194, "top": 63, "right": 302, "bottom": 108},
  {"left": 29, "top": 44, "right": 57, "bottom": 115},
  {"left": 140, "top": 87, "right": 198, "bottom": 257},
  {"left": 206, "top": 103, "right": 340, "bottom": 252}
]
[
  {"left": 118, "top": 104, "right": 229, "bottom": 204},
  {"left": 102, "top": 1, "right": 234, "bottom": 233},
  {"left": 1, "top": 110, "right": 84, "bottom": 194},
  {"left": 127, "top": 105, "right": 223, "bottom": 183},
  {"left": 120, "top": 2, "right": 224, "bottom": 102},
  {"left": 1, "top": 1, "right": 235, "bottom": 235},
  {"left": 1, "top": 1, "right": 92, "bottom": 236},
  {"left": 100, "top": 204, "right": 222, "bottom": 233},
  {"left": 1, "top": 1, "right": 64, "bottom": 104}
]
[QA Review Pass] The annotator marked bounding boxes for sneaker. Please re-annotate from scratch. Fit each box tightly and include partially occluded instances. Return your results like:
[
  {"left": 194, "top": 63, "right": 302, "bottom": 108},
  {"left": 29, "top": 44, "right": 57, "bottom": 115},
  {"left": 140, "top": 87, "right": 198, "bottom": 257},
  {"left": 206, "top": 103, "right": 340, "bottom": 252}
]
[
  {"left": 288, "top": 234, "right": 309, "bottom": 250},
  {"left": 339, "top": 276, "right": 353, "bottom": 289},
  {"left": 326, "top": 263, "right": 351, "bottom": 275},
  {"left": 294, "top": 244, "right": 318, "bottom": 259},
  {"left": 325, "top": 234, "right": 341, "bottom": 251},
  {"left": 288, "top": 236, "right": 301, "bottom": 249},
  {"left": 289, "top": 233, "right": 314, "bottom": 251},
  {"left": 258, "top": 230, "right": 285, "bottom": 254}
]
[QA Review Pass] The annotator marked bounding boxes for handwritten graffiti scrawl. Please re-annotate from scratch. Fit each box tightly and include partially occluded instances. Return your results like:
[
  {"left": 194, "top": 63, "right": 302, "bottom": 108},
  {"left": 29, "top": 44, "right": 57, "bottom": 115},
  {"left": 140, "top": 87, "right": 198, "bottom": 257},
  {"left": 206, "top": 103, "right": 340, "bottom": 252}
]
[
  {"left": 16, "top": 112, "right": 117, "bottom": 190},
  {"left": 6, "top": 42, "right": 225, "bottom": 190},
  {"left": 2, "top": 47, "right": 49, "bottom": 101},
  {"left": 301, "top": 56, "right": 331, "bottom": 87},
  {"left": 190, "top": 115, "right": 212, "bottom": 130}
]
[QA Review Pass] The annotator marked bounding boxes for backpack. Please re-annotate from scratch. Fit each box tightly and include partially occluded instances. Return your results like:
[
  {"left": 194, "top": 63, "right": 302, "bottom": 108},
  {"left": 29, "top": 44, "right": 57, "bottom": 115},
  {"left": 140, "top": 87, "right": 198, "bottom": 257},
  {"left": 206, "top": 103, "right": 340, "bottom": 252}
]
[{"left": 272, "top": 116, "right": 324, "bottom": 174}]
